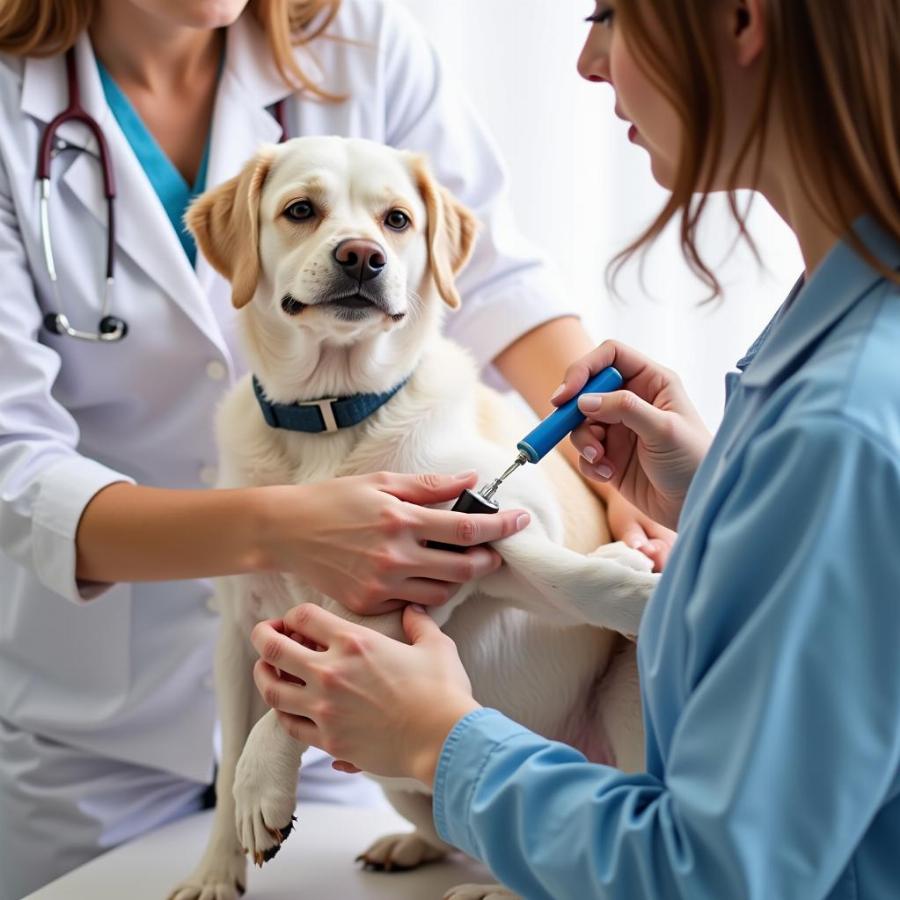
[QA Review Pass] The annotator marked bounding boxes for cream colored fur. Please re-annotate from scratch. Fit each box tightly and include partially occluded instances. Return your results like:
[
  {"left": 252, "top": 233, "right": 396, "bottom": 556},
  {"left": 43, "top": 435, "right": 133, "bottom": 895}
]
[{"left": 168, "top": 137, "right": 657, "bottom": 900}]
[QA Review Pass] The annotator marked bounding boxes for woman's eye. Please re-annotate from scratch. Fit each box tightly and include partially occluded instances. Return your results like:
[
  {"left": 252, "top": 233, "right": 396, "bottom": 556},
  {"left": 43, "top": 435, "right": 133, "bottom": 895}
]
[
  {"left": 385, "top": 209, "right": 411, "bottom": 231},
  {"left": 585, "top": 6, "right": 614, "bottom": 27},
  {"left": 284, "top": 200, "right": 315, "bottom": 222}
]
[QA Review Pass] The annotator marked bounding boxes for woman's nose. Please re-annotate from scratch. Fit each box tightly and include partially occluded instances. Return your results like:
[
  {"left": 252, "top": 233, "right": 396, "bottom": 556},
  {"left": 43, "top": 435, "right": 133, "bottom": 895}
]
[{"left": 577, "top": 33, "right": 610, "bottom": 83}]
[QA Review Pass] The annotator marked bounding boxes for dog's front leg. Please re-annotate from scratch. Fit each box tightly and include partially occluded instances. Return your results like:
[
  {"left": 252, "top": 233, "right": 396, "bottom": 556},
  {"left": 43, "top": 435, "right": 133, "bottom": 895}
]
[
  {"left": 169, "top": 616, "right": 264, "bottom": 900},
  {"left": 479, "top": 532, "right": 659, "bottom": 637},
  {"left": 233, "top": 708, "right": 305, "bottom": 866}
]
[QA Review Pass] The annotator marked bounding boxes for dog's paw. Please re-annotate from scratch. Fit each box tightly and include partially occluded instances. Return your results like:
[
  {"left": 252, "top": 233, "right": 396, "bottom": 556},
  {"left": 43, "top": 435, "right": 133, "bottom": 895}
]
[
  {"left": 590, "top": 540, "right": 654, "bottom": 573},
  {"left": 167, "top": 850, "right": 247, "bottom": 900},
  {"left": 443, "top": 884, "right": 520, "bottom": 900},
  {"left": 356, "top": 831, "right": 447, "bottom": 871},
  {"left": 233, "top": 753, "right": 298, "bottom": 867}
]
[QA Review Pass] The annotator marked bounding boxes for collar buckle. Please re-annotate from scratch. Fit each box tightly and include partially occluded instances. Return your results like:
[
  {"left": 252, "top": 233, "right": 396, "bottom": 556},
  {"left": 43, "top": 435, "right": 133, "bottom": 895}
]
[{"left": 311, "top": 398, "right": 339, "bottom": 433}]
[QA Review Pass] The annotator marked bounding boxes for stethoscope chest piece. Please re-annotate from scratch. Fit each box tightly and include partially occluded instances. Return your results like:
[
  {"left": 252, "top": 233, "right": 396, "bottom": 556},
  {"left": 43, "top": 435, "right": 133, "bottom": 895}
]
[{"left": 43, "top": 311, "right": 128, "bottom": 342}]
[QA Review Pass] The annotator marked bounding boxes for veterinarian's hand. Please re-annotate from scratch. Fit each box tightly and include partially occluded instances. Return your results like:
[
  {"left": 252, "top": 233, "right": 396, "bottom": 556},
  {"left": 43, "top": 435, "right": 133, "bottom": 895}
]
[
  {"left": 254, "top": 471, "right": 530, "bottom": 615},
  {"left": 554, "top": 340, "right": 712, "bottom": 530},
  {"left": 252, "top": 603, "right": 480, "bottom": 786},
  {"left": 604, "top": 491, "right": 676, "bottom": 572}
]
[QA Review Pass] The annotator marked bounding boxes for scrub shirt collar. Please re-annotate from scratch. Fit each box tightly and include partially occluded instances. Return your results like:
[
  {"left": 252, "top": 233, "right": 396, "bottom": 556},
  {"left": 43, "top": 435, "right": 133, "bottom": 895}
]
[{"left": 741, "top": 216, "right": 900, "bottom": 388}]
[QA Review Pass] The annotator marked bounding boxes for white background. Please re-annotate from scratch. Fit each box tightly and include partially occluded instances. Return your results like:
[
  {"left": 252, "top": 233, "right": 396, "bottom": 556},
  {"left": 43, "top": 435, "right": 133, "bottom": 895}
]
[{"left": 399, "top": 0, "right": 804, "bottom": 428}]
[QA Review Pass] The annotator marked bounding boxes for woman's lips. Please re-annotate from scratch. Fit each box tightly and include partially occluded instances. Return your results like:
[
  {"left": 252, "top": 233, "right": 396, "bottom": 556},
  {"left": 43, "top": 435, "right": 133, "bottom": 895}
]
[{"left": 628, "top": 123, "right": 639, "bottom": 142}]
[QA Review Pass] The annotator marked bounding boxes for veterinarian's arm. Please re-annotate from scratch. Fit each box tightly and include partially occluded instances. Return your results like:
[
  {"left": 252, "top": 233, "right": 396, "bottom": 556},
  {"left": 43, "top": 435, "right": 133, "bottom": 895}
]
[
  {"left": 493, "top": 316, "right": 676, "bottom": 569},
  {"left": 75, "top": 472, "right": 529, "bottom": 610},
  {"left": 430, "top": 417, "right": 900, "bottom": 899}
]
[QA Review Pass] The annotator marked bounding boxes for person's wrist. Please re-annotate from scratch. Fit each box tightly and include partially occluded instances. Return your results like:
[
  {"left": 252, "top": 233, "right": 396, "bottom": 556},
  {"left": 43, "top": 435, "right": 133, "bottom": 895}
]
[
  {"left": 407, "top": 695, "right": 482, "bottom": 787},
  {"left": 239, "top": 484, "right": 303, "bottom": 574}
]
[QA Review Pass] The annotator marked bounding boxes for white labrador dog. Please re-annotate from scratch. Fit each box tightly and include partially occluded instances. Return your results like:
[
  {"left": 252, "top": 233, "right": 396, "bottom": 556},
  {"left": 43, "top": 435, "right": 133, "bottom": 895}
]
[{"left": 169, "top": 136, "right": 658, "bottom": 900}]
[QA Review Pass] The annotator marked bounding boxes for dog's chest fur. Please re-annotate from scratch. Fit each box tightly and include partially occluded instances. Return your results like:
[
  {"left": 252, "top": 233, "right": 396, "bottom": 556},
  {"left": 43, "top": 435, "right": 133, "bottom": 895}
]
[{"left": 216, "top": 339, "right": 487, "bottom": 633}]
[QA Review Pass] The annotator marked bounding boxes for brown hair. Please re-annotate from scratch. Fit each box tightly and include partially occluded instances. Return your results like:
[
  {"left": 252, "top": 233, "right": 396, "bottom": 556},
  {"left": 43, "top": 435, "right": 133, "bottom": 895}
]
[
  {"left": 0, "top": 0, "right": 341, "bottom": 98},
  {"left": 612, "top": 0, "right": 900, "bottom": 295}
]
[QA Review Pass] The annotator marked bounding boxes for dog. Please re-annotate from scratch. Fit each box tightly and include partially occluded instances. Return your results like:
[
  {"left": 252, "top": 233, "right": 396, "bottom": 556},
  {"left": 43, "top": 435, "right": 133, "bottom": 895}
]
[{"left": 168, "top": 136, "right": 658, "bottom": 900}]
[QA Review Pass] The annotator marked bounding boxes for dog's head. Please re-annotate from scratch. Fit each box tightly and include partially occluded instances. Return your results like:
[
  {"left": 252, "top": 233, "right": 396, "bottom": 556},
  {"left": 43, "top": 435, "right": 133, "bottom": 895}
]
[{"left": 186, "top": 137, "right": 477, "bottom": 397}]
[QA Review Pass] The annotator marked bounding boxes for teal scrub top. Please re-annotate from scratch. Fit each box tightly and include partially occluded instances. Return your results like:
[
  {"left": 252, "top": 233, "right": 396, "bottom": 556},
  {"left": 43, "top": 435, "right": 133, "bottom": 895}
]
[
  {"left": 96, "top": 60, "right": 212, "bottom": 267},
  {"left": 433, "top": 218, "right": 900, "bottom": 899}
]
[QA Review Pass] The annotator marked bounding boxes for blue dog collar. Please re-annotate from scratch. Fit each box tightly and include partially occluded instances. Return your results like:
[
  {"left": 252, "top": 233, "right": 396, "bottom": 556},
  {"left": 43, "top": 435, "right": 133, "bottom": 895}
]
[{"left": 252, "top": 376, "right": 408, "bottom": 433}]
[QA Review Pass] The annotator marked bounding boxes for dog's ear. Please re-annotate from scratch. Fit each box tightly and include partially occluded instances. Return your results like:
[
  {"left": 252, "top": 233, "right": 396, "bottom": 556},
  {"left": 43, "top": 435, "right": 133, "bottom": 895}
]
[
  {"left": 185, "top": 146, "right": 276, "bottom": 309},
  {"left": 409, "top": 154, "right": 479, "bottom": 310}
]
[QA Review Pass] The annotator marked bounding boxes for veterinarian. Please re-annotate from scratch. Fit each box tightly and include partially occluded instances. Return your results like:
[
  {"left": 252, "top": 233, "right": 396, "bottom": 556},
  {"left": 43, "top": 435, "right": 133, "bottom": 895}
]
[
  {"left": 0, "top": 1, "right": 678, "bottom": 896},
  {"left": 253, "top": 1, "right": 900, "bottom": 897}
]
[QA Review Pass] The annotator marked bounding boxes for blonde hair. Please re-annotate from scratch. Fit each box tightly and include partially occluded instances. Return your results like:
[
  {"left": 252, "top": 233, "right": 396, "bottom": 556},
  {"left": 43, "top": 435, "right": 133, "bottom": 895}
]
[
  {"left": 0, "top": 0, "right": 341, "bottom": 98},
  {"left": 612, "top": 0, "right": 900, "bottom": 295}
]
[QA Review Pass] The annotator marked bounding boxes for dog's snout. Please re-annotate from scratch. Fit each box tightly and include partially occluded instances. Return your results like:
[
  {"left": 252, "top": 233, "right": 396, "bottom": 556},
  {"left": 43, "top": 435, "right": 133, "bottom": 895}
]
[{"left": 333, "top": 239, "right": 386, "bottom": 283}]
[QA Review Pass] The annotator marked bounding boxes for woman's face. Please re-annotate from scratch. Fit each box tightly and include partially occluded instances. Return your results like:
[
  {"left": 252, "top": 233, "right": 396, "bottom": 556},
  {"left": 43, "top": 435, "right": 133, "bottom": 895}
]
[
  {"left": 578, "top": 1, "right": 768, "bottom": 193},
  {"left": 578, "top": 2, "right": 682, "bottom": 188}
]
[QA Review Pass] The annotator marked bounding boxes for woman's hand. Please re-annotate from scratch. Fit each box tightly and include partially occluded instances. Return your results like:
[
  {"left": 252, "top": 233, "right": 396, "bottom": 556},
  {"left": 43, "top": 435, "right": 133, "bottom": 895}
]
[
  {"left": 603, "top": 490, "right": 676, "bottom": 572},
  {"left": 555, "top": 341, "right": 712, "bottom": 530},
  {"left": 251, "top": 471, "right": 530, "bottom": 616},
  {"left": 251, "top": 604, "right": 480, "bottom": 786}
]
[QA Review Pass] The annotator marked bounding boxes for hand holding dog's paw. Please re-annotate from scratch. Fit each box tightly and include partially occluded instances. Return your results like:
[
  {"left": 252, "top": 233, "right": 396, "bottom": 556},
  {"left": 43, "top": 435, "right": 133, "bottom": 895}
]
[
  {"left": 254, "top": 604, "right": 479, "bottom": 784},
  {"left": 444, "top": 884, "right": 521, "bottom": 900}
]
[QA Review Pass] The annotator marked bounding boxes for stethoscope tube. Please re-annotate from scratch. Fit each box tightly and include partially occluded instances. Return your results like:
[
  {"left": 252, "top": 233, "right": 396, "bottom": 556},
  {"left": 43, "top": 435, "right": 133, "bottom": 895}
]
[{"left": 38, "top": 48, "right": 127, "bottom": 342}]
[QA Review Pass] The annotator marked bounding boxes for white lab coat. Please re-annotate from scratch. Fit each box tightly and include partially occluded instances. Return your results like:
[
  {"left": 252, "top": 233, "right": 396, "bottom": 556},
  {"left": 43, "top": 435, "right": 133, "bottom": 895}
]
[{"left": 0, "top": 0, "right": 573, "bottom": 887}]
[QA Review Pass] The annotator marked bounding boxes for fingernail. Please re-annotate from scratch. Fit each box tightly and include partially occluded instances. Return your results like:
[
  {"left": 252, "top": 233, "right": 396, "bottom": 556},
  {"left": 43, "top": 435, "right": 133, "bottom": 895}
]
[
  {"left": 582, "top": 446, "right": 598, "bottom": 464},
  {"left": 550, "top": 383, "right": 566, "bottom": 402},
  {"left": 595, "top": 463, "right": 614, "bottom": 480},
  {"left": 579, "top": 394, "right": 602, "bottom": 412},
  {"left": 409, "top": 604, "right": 427, "bottom": 614},
  {"left": 454, "top": 470, "right": 477, "bottom": 479},
  {"left": 516, "top": 513, "right": 531, "bottom": 529}
]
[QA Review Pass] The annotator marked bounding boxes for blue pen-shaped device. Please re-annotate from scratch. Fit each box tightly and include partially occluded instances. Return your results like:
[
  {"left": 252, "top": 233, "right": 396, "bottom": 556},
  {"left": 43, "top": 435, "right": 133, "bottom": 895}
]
[
  {"left": 518, "top": 365, "right": 623, "bottom": 464},
  {"left": 480, "top": 364, "right": 623, "bottom": 499},
  {"left": 426, "top": 366, "right": 623, "bottom": 552}
]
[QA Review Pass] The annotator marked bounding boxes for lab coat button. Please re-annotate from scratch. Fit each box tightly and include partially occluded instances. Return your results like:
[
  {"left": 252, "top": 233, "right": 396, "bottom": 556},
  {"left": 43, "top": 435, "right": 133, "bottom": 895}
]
[
  {"left": 199, "top": 465, "right": 218, "bottom": 486},
  {"left": 205, "top": 595, "right": 219, "bottom": 614},
  {"left": 206, "top": 361, "right": 227, "bottom": 381},
  {"left": 202, "top": 674, "right": 215, "bottom": 690}
]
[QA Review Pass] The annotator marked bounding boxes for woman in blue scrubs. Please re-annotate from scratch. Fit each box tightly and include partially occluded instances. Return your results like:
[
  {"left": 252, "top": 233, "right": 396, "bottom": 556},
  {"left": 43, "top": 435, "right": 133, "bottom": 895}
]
[{"left": 251, "top": 0, "right": 900, "bottom": 897}]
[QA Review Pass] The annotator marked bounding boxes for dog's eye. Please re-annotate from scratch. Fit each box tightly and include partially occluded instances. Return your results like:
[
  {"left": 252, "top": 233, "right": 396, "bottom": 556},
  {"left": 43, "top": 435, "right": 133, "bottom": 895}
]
[
  {"left": 385, "top": 209, "right": 410, "bottom": 232},
  {"left": 284, "top": 200, "right": 315, "bottom": 222}
]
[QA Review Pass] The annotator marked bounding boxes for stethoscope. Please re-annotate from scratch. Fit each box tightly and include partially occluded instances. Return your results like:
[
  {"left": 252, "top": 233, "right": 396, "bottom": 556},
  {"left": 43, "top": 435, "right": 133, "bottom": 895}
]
[{"left": 38, "top": 47, "right": 288, "bottom": 343}]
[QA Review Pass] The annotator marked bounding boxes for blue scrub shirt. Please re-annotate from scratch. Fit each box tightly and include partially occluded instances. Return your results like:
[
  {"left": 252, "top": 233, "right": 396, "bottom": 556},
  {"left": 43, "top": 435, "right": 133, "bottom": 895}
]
[{"left": 433, "top": 219, "right": 900, "bottom": 899}]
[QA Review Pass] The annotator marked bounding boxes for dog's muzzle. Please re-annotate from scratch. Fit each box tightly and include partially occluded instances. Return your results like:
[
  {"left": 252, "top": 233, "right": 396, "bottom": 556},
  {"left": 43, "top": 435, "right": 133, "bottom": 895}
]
[{"left": 281, "top": 291, "right": 405, "bottom": 323}]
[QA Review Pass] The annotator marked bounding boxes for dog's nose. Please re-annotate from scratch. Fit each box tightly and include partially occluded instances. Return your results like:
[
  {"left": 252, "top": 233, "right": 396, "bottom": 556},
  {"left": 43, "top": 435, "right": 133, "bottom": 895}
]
[{"left": 333, "top": 239, "right": 386, "bottom": 283}]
